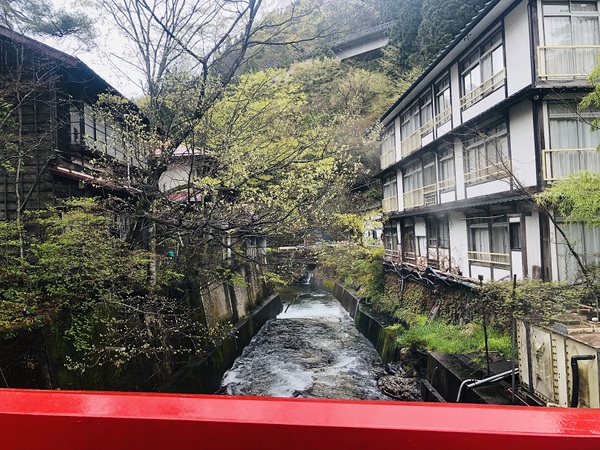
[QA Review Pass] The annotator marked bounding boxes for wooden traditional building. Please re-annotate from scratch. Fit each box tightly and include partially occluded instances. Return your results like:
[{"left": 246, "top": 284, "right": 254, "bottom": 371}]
[
  {"left": 0, "top": 26, "right": 143, "bottom": 220},
  {"left": 378, "top": 0, "right": 600, "bottom": 282}
]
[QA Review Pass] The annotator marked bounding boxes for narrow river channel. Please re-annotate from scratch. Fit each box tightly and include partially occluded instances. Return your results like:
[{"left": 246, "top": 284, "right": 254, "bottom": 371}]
[{"left": 218, "top": 285, "right": 390, "bottom": 400}]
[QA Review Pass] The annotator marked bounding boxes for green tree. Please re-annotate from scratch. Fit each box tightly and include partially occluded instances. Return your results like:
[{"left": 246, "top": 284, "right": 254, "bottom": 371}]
[
  {"left": 415, "top": 0, "right": 488, "bottom": 66},
  {"left": 0, "top": 0, "right": 93, "bottom": 39}
]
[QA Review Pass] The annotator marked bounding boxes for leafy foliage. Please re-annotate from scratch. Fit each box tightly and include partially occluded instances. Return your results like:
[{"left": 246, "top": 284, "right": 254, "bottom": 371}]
[
  {"left": 0, "top": 0, "right": 93, "bottom": 39},
  {"left": 0, "top": 198, "right": 231, "bottom": 375},
  {"left": 392, "top": 318, "right": 511, "bottom": 357},
  {"left": 536, "top": 171, "right": 600, "bottom": 227},
  {"left": 315, "top": 243, "right": 384, "bottom": 301}
]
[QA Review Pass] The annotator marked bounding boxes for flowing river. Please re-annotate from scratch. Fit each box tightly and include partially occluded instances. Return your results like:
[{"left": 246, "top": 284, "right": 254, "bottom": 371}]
[{"left": 218, "top": 285, "right": 390, "bottom": 400}]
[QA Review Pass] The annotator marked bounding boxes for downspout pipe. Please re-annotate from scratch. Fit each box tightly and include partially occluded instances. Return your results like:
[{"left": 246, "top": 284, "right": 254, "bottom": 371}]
[
  {"left": 570, "top": 355, "right": 596, "bottom": 408},
  {"left": 456, "top": 369, "right": 519, "bottom": 403}
]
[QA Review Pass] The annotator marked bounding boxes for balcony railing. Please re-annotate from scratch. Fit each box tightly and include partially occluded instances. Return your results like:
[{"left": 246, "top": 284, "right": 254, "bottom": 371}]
[
  {"left": 538, "top": 45, "right": 600, "bottom": 79},
  {"left": 382, "top": 196, "right": 398, "bottom": 213},
  {"left": 438, "top": 177, "right": 456, "bottom": 192},
  {"left": 464, "top": 162, "right": 509, "bottom": 185},
  {"left": 400, "top": 130, "right": 422, "bottom": 158},
  {"left": 420, "top": 119, "right": 434, "bottom": 137},
  {"left": 403, "top": 183, "right": 436, "bottom": 209},
  {"left": 460, "top": 69, "right": 506, "bottom": 110},
  {"left": 380, "top": 149, "right": 396, "bottom": 170},
  {"left": 384, "top": 249, "right": 400, "bottom": 259},
  {"left": 434, "top": 107, "right": 452, "bottom": 127},
  {"left": 468, "top": 251, "right": 510, "bottom": 266},
  {"left": 542, "top": 148, "right": 600, "bottom": 181}
]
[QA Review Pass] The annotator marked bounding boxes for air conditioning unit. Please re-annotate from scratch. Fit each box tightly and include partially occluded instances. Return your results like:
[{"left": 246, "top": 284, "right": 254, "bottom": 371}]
[{"left": 517, "top": 316, "right": 600, "bottom": 407}]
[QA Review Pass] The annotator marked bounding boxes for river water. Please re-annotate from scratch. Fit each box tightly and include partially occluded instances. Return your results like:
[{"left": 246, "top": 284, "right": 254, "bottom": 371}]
[{"left": 218, "top": 285, "right": 390, "bottom": 400}]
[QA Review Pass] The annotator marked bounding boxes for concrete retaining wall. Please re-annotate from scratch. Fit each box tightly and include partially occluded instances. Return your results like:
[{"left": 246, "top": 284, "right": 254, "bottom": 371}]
[
  {"left": 311, "top": 276, "right": 398, "bottom": 363},
  {"left": 158, "top": 293, "right": 283, "bottom": 394}
]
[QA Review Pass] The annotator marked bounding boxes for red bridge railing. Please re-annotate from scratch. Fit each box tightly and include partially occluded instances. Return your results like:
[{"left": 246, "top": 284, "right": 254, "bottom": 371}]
[{"left": 0, "top": 389, "right": 598, "bottom": 449}]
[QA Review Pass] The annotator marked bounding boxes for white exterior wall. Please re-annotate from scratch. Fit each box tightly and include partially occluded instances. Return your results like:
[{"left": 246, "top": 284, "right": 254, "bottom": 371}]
[
  {"left": 505, "top": 1, "right": 533, "bottom": 94},
  {"left": 526, "top": 210, "right": 543, "bottom": 277},
  {"left": 465, "top": 179, "right": 511, "bottom": 198},
  {"left": 462, "top": 88, "right": 507, "bottom": 123},
  {"left": 440, "top": 190, "right": 457, "bottom": 204},
  {"left": 508, "top": 102, "right": 537, "bottom": 188},
  {"left": 448, "top": 211, "right": 468, "bottom": 274},
  {"left": 159, "top": 162, "right": 192, "bottom": 192},
  {"left": 453, "top": 137, "right": 466, "bottom": 201},
  {"left": 394, "top": 167, "right": 404, "bottom": 211},
  {"left": 450, "top": 63, "right": 462, "bottom": 128}
]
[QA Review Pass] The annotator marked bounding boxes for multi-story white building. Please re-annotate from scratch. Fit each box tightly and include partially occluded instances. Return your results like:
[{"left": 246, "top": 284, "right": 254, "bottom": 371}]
[{"left": 379, "top": 0, "right": 600, "bottom": 282}]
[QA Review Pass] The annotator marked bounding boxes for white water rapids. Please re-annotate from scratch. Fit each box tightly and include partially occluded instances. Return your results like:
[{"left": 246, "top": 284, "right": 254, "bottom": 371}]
[{"left": 218, "top": 285, "right": 389, "bottom": 400}]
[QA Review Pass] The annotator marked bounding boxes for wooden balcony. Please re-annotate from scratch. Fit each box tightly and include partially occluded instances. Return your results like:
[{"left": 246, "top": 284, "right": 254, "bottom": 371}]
[
  {"left": 434, "top": 107, "right": 452, "bottom": 127},
  {"left": 538, "top": 45, "right": 600, "bottom": 79},
  {"left": 382, "top": 196, "right": 398, "bottom": 213},
  {"left": 468, "top": 251, "right": 510, "bottom": 266},
  {"left": 380, "top": 149, "right": 396, "bottom": 170},
  {"left": 464, "top": 162, "right": 508, "bottom": 185},
  {"left": 384, "top": 249, "right": 400, "bottom": 259},
  {"left": 460, "top": 69, "right": 505, "bottom": 110},
  {"left": 437, "top": 178, "right": 455, "bottom": 192},
  {"left": 400, "top": 130, "right": 422, "bottom": 158},
  {"left": 403, "top": 183, "right": 436, "bottom": 209},
  {"left": 542, "top": 148, "right": 600, "bottom": 181}
]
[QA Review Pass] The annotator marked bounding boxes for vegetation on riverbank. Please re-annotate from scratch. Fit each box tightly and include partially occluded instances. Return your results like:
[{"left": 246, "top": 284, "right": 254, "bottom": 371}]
[{"left": 314, "top": 243, "right": 593, "bottom": 360}]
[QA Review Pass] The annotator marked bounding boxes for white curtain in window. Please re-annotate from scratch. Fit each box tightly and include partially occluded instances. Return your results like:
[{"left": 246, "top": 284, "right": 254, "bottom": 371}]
[
  {"left": 549, "top": 106, "right": 600, "bottom": 178},
  {"left": 471, "top": 226, "right": 490, "bottom": 253},
  {"left": 573, "top": 16, "right": 600, "bottom": 73},
  {"left": 491, "top": 224, "right": 509, "bottom": 254},
  {"left": 545, "top": 16, "right": 574, "bottom": 75}
]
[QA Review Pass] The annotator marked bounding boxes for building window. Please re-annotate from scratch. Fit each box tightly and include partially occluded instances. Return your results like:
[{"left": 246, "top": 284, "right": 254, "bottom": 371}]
[
  {"left": 460, "top": 29, "right": 505, "bottom": 109},
  {"left": 435, "top": 76, "right": 451, "bottom": 125},
  {"left": 556, "top": 220, "right": 600, "bottom": 280},
  {"left": 380, "top": 126, "right": 396, "bottom": 169},
  {"left": 464, "top": 122, "right": 510, "bottom": 185},
  {"left": 382, "top": 174, "right": 398, "bottom": 212},
  {"left": 402, "top": 219, "right": 416, "bottom": 260},
  {"left": 420, "top": 92, "right": 434, "bottom": 135},
  {"left": 400, "top": 103, "right": 422, "bottom": 157},
  {"left": 510, "top": 222, "right": 521, "bottom": 250},
  {"left": 541, "top": 0, "right": 600, "bottom": 77},
  {"left": 427, "top": 217, "right": 450, "bottom": 248},
  {"left": 383, "top": 224, "right": 399, "bottom": 258},
  {"left": 543, "top": 101, "right": 600, "bottom": 180},
  {"left": 438, "top": 146, "right": 455, "bottom": 191},
  {"left": 468, "top": 216, "right": 510, "bottom": 266},
  {"left": 403, "top": 161, "right": 424, "bottom": 209}
]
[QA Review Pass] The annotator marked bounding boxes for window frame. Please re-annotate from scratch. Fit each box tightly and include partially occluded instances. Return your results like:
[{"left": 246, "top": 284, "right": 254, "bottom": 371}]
[
  {"left": 460, "top": 28, "right": 505, "bottom": 108},
  {"left": 464, "top": 121, "right": 510, "bottom": 185}
]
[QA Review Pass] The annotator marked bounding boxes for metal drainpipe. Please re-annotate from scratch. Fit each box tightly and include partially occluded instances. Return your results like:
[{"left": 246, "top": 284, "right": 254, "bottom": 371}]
[
  {"left": 456, "top": 369, "right": 519, "bottom": 403},
  {"left": 570, "top": 355, "right": 596, "bottom": 408}
]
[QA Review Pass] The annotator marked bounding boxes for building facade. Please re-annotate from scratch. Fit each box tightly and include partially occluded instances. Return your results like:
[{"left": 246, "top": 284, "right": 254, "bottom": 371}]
[
  {"left": 379, "top": 0, "right": 600, "bottom": 282},
  {"left": 0, "top": 26, "right": 143, "bottom": 222}
]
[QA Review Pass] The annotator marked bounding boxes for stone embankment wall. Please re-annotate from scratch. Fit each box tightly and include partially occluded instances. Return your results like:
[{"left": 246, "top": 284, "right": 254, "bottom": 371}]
[
  {"left": 311, "top": 276, "right": 399, "bottom": 363},
  {"left": 201, "top": 264, "right": 272, "bottom": 327},
  {"left": 159, "top": 293, "right": 283, "bottom": 394}
]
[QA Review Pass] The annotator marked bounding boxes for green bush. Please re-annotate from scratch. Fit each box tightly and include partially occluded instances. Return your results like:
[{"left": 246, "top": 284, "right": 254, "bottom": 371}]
[
  {"left": 391, "top": 316, "right": 511, "bottom": 357},
  {"left": 315, "top": 243, "right": 384, "bottom": 301}
]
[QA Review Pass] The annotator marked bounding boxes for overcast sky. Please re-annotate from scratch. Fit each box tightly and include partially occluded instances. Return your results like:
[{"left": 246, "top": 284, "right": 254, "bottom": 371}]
[{"left": 45, "top": 0, "right": 145, "bottom": 99}]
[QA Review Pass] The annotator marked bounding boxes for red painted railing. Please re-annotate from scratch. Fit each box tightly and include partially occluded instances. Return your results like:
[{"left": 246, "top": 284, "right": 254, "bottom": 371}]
[{"left": 0, "top": 389, "right": 598, "bottom": 449}]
